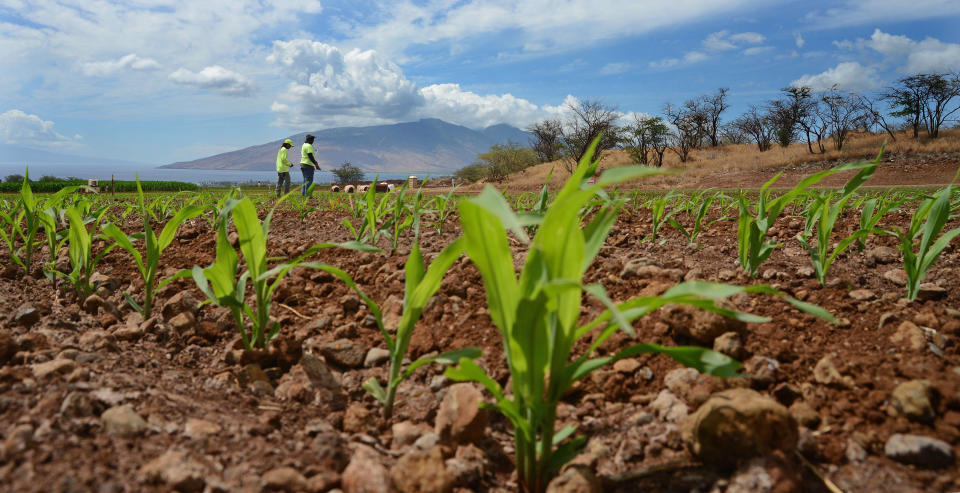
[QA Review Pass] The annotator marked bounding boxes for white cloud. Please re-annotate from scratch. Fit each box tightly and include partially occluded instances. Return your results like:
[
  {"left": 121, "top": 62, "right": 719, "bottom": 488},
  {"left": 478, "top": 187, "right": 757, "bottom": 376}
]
[
  {"left": 80, "top": 54, "right": 160, "bottom": 76},
  {"left": 267, "top": 40, "right": 560, "bottom": 129},
  {"left": 790, "top": 62, "right": 881, "bottom": 92},
  {"left": 169, "top": 66, "right": 256, "bottom": 96},
  {"left": 650, "top": 51, "right": 708, "bottom": 69},
  {"left": 703, "top": 30, "right": 765, "bottom": 51},
  {"left": 0, "top": 109, "right": 80, "bottom": 147},
  {"left": 599, "top": 62, "right": 631, "bottom": 75},
  {"left": 862, "top": 29, "right": 960, "bottom": 74},
  {"left": 805, "top": 0, "right": 960, "bottom": 29},
  {"left": 794, "top": 33, "right": 805, "bottom": 49},
  {"left": 743, "top": 46, "right": 773, "bottom": 56}
]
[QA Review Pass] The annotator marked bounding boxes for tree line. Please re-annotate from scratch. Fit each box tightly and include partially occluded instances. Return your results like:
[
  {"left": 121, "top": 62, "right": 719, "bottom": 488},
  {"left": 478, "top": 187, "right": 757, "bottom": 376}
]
[{"left": 455, "top": 72, "right": 960, "bottom": 182}]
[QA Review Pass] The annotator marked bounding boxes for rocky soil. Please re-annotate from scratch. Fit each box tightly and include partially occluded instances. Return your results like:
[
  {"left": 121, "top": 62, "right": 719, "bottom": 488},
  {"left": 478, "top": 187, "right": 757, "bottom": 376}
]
[{"left": 0, "top": 198, "right": 958, "bottom": 493}]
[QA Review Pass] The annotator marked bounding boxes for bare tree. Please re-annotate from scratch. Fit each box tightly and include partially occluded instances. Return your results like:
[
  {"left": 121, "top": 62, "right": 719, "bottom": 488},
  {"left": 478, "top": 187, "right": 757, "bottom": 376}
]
[
  {"left": 526, "top": 119, "right": 564, "bottom": 163},
  {"left": 856, "top": 93, "right": 897, "bottom": 141},
  {"left": 820, "top": 88, "right": 868, "bottom": 151},
  {"left": 663, "top": 102, "right": 701, "bottom": 163},
  {"left": 732, "top": 106, "right": 775, "bottom": 152},
  {"left": 559, "top": 99, "right": 621, "bottom": 173},
  {"left": 884, "top": 73, "right": 960, "bottom": 139},
  {"left": 719, "top": 123, "right": 749, "bottom": 145},
  {"left": 702, "top": 88, "right": 730, "bottom": 147}
]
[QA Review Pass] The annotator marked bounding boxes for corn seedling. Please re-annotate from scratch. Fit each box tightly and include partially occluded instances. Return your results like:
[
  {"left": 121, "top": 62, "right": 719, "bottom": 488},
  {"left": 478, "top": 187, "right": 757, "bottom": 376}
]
[
  {"left": 102, "top": 178, "right": 204, "bottom": 317},
  {"left": 884, "top": 178, "right": 960, "bottom": 300},
  {"left": 737, "top": 157, "right": 878, "bottom": 277},
  {"left": 795, "top": 157, "right": 878, "bottom": 284},
  {"left": 431, "top": 185, "right": 459, "bottom": 235},
  {"left": 442, "top": 140, "right": 835, "bottom": 492},
  {"left": 857, "top": 192, "right": 902, "bottom": 251},
  {"left": 57, "top": 200, "right": 114, "bottom": 300}
]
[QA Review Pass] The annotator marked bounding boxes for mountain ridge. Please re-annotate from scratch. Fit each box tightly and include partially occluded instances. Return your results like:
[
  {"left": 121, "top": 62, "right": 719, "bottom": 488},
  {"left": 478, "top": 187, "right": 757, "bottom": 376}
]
[{"left": 161, "top": 118, "right": 530, "bottom": 173}]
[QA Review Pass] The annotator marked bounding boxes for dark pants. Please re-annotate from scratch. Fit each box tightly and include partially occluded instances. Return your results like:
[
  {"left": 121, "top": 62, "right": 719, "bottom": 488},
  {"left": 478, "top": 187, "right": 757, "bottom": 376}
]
[
  {"left": 276, "top": 171, "right": 290, "bottom": 197},
  {"left": 300, "top": 165, "right": 315, "bottom": 197}
]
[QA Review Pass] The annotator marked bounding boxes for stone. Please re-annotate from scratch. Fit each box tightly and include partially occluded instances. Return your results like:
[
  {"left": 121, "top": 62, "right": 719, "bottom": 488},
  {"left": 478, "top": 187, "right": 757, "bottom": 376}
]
[
  {"left": 139, "top": 450, "right": 208, "bottom": 492},
  {"left": 261, "top": 467, "right": 307, "bottom": 492},
  {"left": 82, "top": 294, "right": 105, "bottom": 314},
  {"left": 365, "top": 347, "right": 391, "bottom": 367},
  {"left": 89, "top": 272, "right": 118, "bottom": 291},
  {"left": 60, "top": 391, "right": 102, "bottom": 418},
  {"left": 184, "top": 418, "right": 221, "bottom": 438},
  {"left": 545, "top": 465, "right": 602, "bottom": 493},
  {"left": 393, "top": 421, "right": 432, "bottom": 448},
  {"left": 848, "top": 289, "right": 875, "bottom": 301},
  {"left": 113, "top": 325, "right": 144, "bottom": 342},
  {"left": 612, "top": 358, "right": 641, "bottom": 374},
  {"left": 890, "top": 321, "right": 926, "bottom": 351},
  {"left": 300, "top": 353, "right": 341, "bottom": 391},
  {"left": 713, "top": 331, "right": 745, "bottom": 359},
  {"left": 866, "top": 246, "right": 898, "bottom": 264},
  {"left": 340, "top": 294, "right": 361, "bottom": 313},
  {"left": 320, "top": 338, "right": 366, "bottom": 368},
  {"left": 649, "top": 389, "right": 689, "bottom": 423},
  {"left": 31, "top": 358, "right": 76, "bottom": 379},
  {"left": 101, "top": 404, "right": 147, "bottom": 438},
  {"left": 620, "top": 261, "right": 663, "bottom": 280},
  {"left": 305, "top": 316, "right": 332, "bottom": 333},
  {"left": 343, "top": 402, "right": 374, "bottom": 434},
  {"left": 445, "top": 444, "right": 487, "bottom": 487},
  {"left": 414, "top": 433, "right": 440, "bottom": 450},
  {"left": 12, "top": 306, "right": 40, "bottom": 327},
  {"left": 891, "top": 380, "right": 936, "bottom": 423},
  {"left": 916, "top": 283, "right": 947, "bottom": 301},
  {"left": 795, "top": 266, "right": 815, "bottom": 278},
  {"left": 845, "top": 438, "right": 867, "bottom": 463},
  {"left": 743, "top": 356, "right": 780, "bottom": 389},
  {"left": 660, "top": 302, "right": 744, "bottom": 344},
  {"left": 342, "top": 445, "right": 391, "bottom": 493},
  {"left": 436, "top": 383, "right": 487, "bottom": 445},
  {"left": 161, "top": 291, "right": 199, "bottom": 321},
  {"left": 683, "top": 388, "right": 797, "bottom": 467},
  {"left": 884, "top": 434, "right": 955, "bottom": 468},
  {"left": 391, "top": 445, "right": 453, "bottom": 493},
  {"left": 883, "top": 269, "right": 907, "bottom": 286},
  {"left": 813, "top": 355, "right": 854, "bottom": 388},
  {"left": 789, "top": 401, "right": 820, "bottom": 429},
  {"left": 168, "top": 311, "right": 196, "bottom": 332},
  {"left": 241, "top": 364, "right": 274, "bottom": 393}
]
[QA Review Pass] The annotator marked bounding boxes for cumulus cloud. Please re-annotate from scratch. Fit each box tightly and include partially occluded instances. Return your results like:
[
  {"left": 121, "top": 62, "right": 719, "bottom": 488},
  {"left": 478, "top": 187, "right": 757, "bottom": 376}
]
[
  {"left": 268, "top": 40, "right": 561, "bottom": 129},
  {"left": 861, "top": 29, "right": 960, "bottom": 74},
  {"left": 790, "top": 62, "right": 881, "bottom": 92},
  {"left": 703, "top": 30, "right": 765, "bottom": 51},
  {"left": 805, "top": 0, "right": 960, "bottom": 29},
  {"left": 650, "top": 51, "right": 708, "bottom": 69},
  {"left": 169, "top": 66, "right": 256, "bottom": 96},
  {"left": 599, "top": 62, "right": 630, "bottom": 75},
  {"left": 80, "top": 54, "right": 160, "bottom": 76},
  {"left": 0, "top": 109, "right": 80, "bottom": 147}
]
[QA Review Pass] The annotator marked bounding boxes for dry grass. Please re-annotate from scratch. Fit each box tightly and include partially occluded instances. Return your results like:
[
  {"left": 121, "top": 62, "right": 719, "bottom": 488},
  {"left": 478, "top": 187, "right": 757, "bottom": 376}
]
[{"left": 472, "top": 129, "right": 960, "bottom": 192}]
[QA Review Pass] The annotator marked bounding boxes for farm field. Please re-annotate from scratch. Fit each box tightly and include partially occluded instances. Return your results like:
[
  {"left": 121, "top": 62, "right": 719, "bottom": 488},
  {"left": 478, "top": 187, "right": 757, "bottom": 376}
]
[{"left": 1, "top": 150, "right": 959, "bottom": 493}]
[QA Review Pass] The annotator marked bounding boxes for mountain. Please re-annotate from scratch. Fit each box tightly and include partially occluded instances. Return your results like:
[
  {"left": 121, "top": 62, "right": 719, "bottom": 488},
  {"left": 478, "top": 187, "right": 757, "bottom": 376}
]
[{"left": 161, "top": 119, "right": 531, "bottom": 173}]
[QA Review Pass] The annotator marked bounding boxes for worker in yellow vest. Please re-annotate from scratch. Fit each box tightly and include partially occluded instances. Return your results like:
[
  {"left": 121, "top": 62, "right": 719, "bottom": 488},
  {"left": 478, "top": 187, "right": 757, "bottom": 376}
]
[
  {"left": 276, "top": 139, "right": 294, "bottom": 197},
  {"left": 300, "top": 134, "right": 321, "bottom": 197}
]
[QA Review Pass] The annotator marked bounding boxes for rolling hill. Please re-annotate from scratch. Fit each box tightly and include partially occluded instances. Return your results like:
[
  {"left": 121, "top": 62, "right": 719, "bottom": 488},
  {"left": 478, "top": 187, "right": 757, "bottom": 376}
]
[{"left": 161, "top": 119, "right": 530, "bottom": 174}]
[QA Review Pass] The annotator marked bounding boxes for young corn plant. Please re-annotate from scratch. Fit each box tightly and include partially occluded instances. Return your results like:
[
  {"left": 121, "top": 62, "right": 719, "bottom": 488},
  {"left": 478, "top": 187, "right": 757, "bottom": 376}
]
[
  {"left": 737, "top": 157, "right": 879, "bottom": 277},
  {"left": 648, "top": 192, "right": 678, "bottom": 242},
  {"left": 885, "top": 179, "right": 960, "bottom": 300},
  {"left": 57, "top": 200, "right": 114, "bottom": 300},
  {"left": 443, "top": 141, "right": 835, "bottom": 493},
  {"left": 668, "top": 191, "right": 729, "bottom": 246},
  {"left": 309, "top": 238, "right": 479, "bottom": 418},
  {"left": 101, "top": 178, "right": 204, "bottom": 317},
  {"left": 431, "top": 185, "right": 459, "bottom": 235},
  {"left": 795, "top": 159, "right": 878, "bottom": 284},
  {"left": 181, "top": 194, "right": 375, "bottom": 349},
  {"left": 857, "top": 192, "right": 902, "bottom": 251}
]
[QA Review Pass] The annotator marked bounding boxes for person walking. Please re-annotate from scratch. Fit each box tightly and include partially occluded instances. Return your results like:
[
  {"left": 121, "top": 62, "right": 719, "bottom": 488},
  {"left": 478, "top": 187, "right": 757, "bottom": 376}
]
[
  {"left": 300, "top": 134, "right": 321, "bottom": 197},
  {"left": 275, "top": 139, "right": 294, "bottom": 197}
]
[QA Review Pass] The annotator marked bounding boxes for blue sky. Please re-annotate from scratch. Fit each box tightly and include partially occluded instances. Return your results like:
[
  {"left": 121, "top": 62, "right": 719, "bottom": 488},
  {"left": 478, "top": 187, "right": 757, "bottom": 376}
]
[{"left": 1, "top": 0, "right": 959, "bottom": 165}]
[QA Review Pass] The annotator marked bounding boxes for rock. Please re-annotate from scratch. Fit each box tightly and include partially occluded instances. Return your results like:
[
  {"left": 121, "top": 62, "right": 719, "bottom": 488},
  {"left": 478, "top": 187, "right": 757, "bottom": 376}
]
[
  {"left": 743, "top": 356, "right": 780, "bottom": 389},
  {"left": 82, "top": 294, "right": 105, "bottom": 314},
  {"left": 89, "top": 272, "right": 118, "bottom": 291},
  {"left": 342, "top": 445, "right": 391, "bottom": 493},
  {"left": 891, "top": 380, "right": 936, "bottom": 423},
  {"left": 113, "top": 325, "right": 144, "bottom": 342},
  {"left": 890, "top": 321, "right": 926, "bottom": 351},
  {"left": 300, "top": 353, "right": 341, "bottom": 391},
  {"left": 813, "top": 355, "right": 854, "bottom": 388},
  {"left": 391, "top": 445, "right": 453, "bottom": 493},
  {"left": 713, "top": 331, "right": 745, "bottom": 359},
  {"left": 660, "top": 302, "right": 744, "bottom": 344},
  {"left": 304, "top": 316, "right": 332, "bottom": 333},
  {"left": 613, "top": 358, "right": 641, "bottom": 374},
  {"left": 184, "top": 418, "right": 221, "bottom": 438},
  {"left": 343, "top": 402, "right": 374, "bottom": 434},
  {"left": 545, "top": 465, "right": 602, "bottom": 493},
  {"left": 261, "top": 467, "right": 307, "bottom": 492},
  {"left": 101, "top": 404, "right": 147, "bottom": 438},
  {"left": 718, "top": 269, "right": 736, "bottom": 281},
  {"left": 884, "top": 434, "right": 955, "bottom": 468},
  {"left": 845, "top": 438, "right": 867, "bottom": 463},
  {"left": 683, "top": 388, "right": 797, "bottom": 467},
  {"left": 789, "top": 401, "right": 820, "bottom": 429},
  {"left": 883, "top": 269, "right": 907, "bottom": 286},
  {"left": 649, "top": 389, "right": 689, "bottom": 423},
  {"left": 795, "top": 266, "right": 815, "bottom": 278},
  {"left": 12, "top": 306, "right": 40, "bottom": 327},
  {"left": 240, "top": 364, "right": 274, "bottom": 393},
  {"left": 414, "top": 433, "right": 440, "bottom": 450},
  {"left": 162, "top": 291, "right": 199, "bottom": 320},
  {"left": 916, "top": 283, "right": 947, "bottom": 301},
  {"left": 393, "top": 421, "right": 432, "bottom": 448},
  {"left": 620, "top": 261, "right": 663, "bottom": 280},
  {"left": 320, "top": 338, "right": 366, "bottom": 368},
  {"left": 436, "top": 383, "right": 487, "bottom": 445},
  {"left": 31, "top": 358, "right": 76, "bottom": 380},
  {"left": 60, "top": 391, "right": 102, "bottom": 418},
  {"left": 445, "top": 444, "right": 487, "bottom": 487},
  {"left": 866, "top": 246, "right": 898, "bottom": 264},
  {"left": 725, "top": 455, "right": 800, "bottom": 493},
  {"left": 168, "top": 311, "right": 196, "bottom": 332},
  {"left": 0, "top": 332, "right": 16, "bottom": 364},
  {"left": 139, "top": 450, "right": 208, "bottom": 492},
  {"left": 365, "top": 347, "right": 391, "bottom": 368},
  {"left": 848, "top": 289, "right": 875, "bottom": 301},
  {"left": 340, "top": 295, "right": 361, "bottom": 313}
]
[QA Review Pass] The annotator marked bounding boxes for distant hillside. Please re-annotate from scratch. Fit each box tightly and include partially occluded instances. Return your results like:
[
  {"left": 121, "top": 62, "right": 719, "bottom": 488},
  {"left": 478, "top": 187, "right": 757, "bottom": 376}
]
[{"left": 162, "top": 119, "right": 531, "bottom": 173}]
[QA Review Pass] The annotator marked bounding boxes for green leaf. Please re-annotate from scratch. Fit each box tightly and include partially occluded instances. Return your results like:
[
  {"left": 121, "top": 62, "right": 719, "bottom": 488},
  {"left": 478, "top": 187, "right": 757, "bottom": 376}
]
[{"left": 362, "top": 377, "right": 388, "bottom": 404}]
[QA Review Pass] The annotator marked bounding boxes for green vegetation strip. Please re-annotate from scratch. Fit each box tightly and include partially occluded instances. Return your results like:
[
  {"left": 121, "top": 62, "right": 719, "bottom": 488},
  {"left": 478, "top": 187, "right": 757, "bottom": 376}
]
[{"left": 0, "top": 180, "right": 198, "bottom": 193}]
